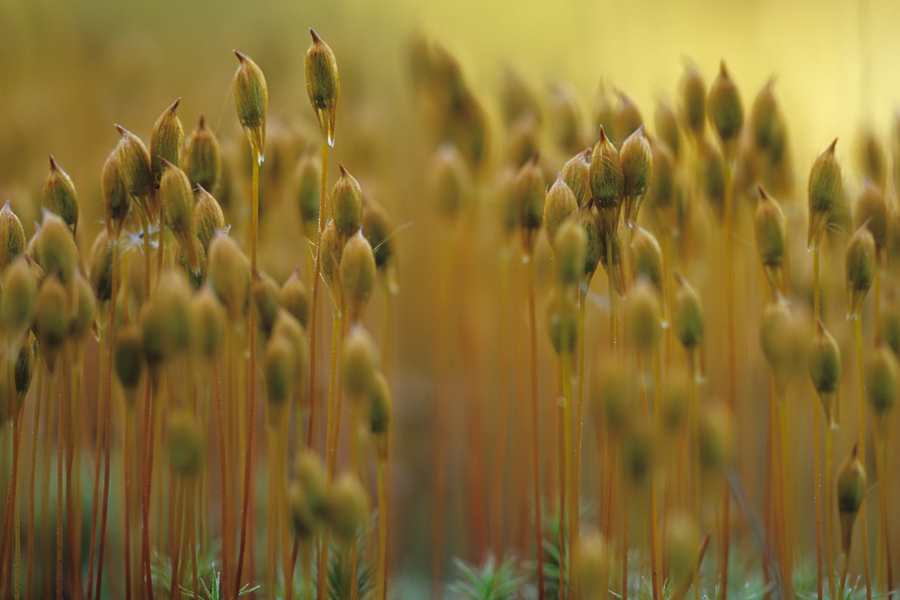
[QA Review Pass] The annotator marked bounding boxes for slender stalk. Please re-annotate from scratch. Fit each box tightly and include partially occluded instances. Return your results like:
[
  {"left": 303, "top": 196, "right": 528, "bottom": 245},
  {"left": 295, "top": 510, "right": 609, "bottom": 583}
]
[
  {"left": 573, "top": 289, "right": 587, "bottom": 584},
  {"left": 61, "top": 352, "right": 82, "bottom": 600},
  {"left": 557, "top": 368, "right": 567, "bottom": 600},
  {"left": 562, "top": 350, "right": 574, "bottom": 600},
  {"left": 622, "top": 465, "right": 628, "bottom": 600},
  {"left": 85, "top": 328, "right": 107, "bottom": 600},
  {"left": 874, "top": 430, "right": 893, "bottom": 592},
  {"left": 55, "top": 370, "right": 63, "bottom": 600},
  {"left": 650, "top": 348, "right": 662, "bottom": 600},
  {"left": 812, "top": 241, "right": 824, "bottom": 600},
  {"left": 638, "top": 351, "right": 659, "bottom": 600},
  {"left": 491, "top": 249, "right": 512, "bottom": 558},
  {"left": 95, "top": 240, "right": 118, "bottom": 600},
  {"left": 824, "top": 425, "right": 837, "bottom": 600},
  {"left": 124, "top": 408, "right": 134, "bottom": 600},
  {"left": 306, "top": 143, "right": 330, "bottom": 448},
  {"left": 267, "top": 430, "right": 278, "bottom": 597},
  {"left": 14, "top": 417, "right": 20, "bottom": 600},
  {"left": 431, "top": 235, "right": 454, "bottom": 599},
  {"left": 235, "top": 146, "right": 261, "bottom": 597},
  {"left": 286, "top": 537, "right": 301, "bottom": 600},
  {"left": 720, "top": 162, "right": 735, "bottom": 600},
  {"left": 525, "top": 256, "right": 545, "bottom": 600},
  {"left": 25, "top": 353, "right": 42, "bottom": 600},
  {"left": 688, "top": 348, "right": 700, "bottom": 600},
  {"left": 168, "top": 481, "right": 185, "bottom": 600},
  {"left": 376, "top": 457, "right": 388, "bottom": 600},
  {"left": 213, "top": 361, "right": 231, "bottom": 599},
  {"left": 776, "top": 397, "right": 794, "bottom": 599},
  {"left": 855, "top": 316, "right": 873, "bottom": 600}
]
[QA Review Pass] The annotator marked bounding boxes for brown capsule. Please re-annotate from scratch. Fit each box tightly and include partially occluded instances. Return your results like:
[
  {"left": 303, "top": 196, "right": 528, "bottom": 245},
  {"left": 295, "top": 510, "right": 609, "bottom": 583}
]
[
  {"left": 114, "top": 326, "right": 145, "bottom": 407},
  {"left": 858, "top": 127, "right": 885, "bottom": 190},
  {"left": 14, "top": 337, "right": 34, "bottom": 408},
  {"left": 194, "top": 186, "right": 226, "bottom": 254},
  {"left": 561, "top": 148, "right": 592, "bottom": 208},
  {"left": 362, "top": 196, "right": 395, "bottom": 271},
  {"left": 750, "top": 79, "right": 784, "bottom": 155},
  {"left": 866, "top": 343, "right": 897, "bottom": 425},
  {"left": 160, "top": 159, "right": 199, "bottom": 272},
  {"left": 854, "top": 179, "right": 887, "bottom": 256},
  {"left": 252, "top": 270, "right": 280, "bottom": 339},
  {"left": 340, "top": 232, "right": 376, "bottom": 324},
  {"left": 208, "top": 232, "right": 251, "bottom": 320},
  {"left": 368, "top": 371, "right": 391, "bottom": 461},
  {"left": 264, "top": 333, "right": 295, "bottom": 410},
  {"left": 296, "top": 151, "right": 321, "bottom": 238},
  {"left": 543, "top": 175, "right": 578, "bottom": 253},
  {"left": 432, "top": 144, "right": 470, "bottom": 222},
  {"left": 279, "top": 269, "right": 310, "bottom": 330},
  {"left": 760, "top": 298, "right": 798, "bottom": 394},
  {"left": 141, "top": 272, "right": 192, "bottom": 366},
  {"left": 0, "top": 201, "right": 26, "bottom": 272},
  {"left": 42, "top": 155, "right": 79, "bottom": 233},
  {"left": 599, "top": 228, "right": 626, "bottom": 297},
  {"left": 501, "top": 68, "right": 542, "bottom": 127},
  {"left": 644, "top": 139, "right": 676, "bottom": 227},
  {"left": 305, "top": 29, "right": 340, "bottom": 146},
  {"left": 271, "top": 310, "right": 308, "bottom": 404},
  {"left": 516, "top": 154, "right": 546, "bottom": 253},
  {"left": 546, "top": 289, "right": 578, "bottom": 356},
  {"left": 100, "top": 149, "right": 130, "bottom": 238},
  {"left": 332, "top": 164, "right": 364, "bottom": 239},
  {"left": 754, "top": 187, "right": 788, "bottom": 294},
  {"left": 655, "top": 100, "right": 681, "bottom": 160},
  {"left": 620, "top": 125, "right": 653, "bottom": 222},
  {"left": 578, "top": 205, "right": 603, "bottom": 284},
  {"left": 589, "top": 126, "right": 623, "bottom": 211},
  {"left": 707, "top": 61, "right": 743, "bottom": 154},
  {"left": 554, "top": 217, "right": 587, "bottom": 290},
  {"left": 37, "top": 212, "right": 77, "bottom": 285},
  {"left": 191, "top": 287, "right": 225, "bottom": 363},
  {"left": 550, "top": 84, "right": 586, "bottom": 155},
  {"left": 34, "top": 275, "right": 68, "bottom": 372},
  {"left": 808, "top": 319, "right": 841, "bottom": 427},
  {"left": 494, "top": 166, "right": 518, "bottom": 238},
  {"left": 233, "top": 51, "right": 268, "bottom": 158},
  {"left": 613, "top": 92, "right": 643, "bottom": 146},
  {"left": 184, "top": 115, "right": 222, "bottom": 194},
  {"left": 594, "top": 362, "right": 628, "bottom": 433},
  {"left": 626, "top": 280, "right": 662, "bottom": 355},
  {"left": 289, "top": 482, "right": 317, "bottom": 539},
  {"left": 70, "top": 274, "right": 96, "bottom": 342},
  {"left": 294, "top": 450, "right": 328, "bottom": 518},
  {"left": 167, "top": 410, "right": 203, "bottom": 478},
  {"left": 573, "top": 531, "right": 608, "bottom": 599},
  {"left": 699, "top": 137, "right": 726, "bottom": 221},
  {"left": 327, "top": 473, "right": 368, "bottom": 546},
  {"left": 807, "top": 139, "right": 841, "bottom": 248},
  {"left": 845, "top": 220, "right": 876, "bottom": 318},
  {"left": 507, "top": 113, "right": 541, "bottom": 168},
  {"left": 837, "top": 444, "right": 866, "bottom": 556},
  {"left": 673, "top": 274, "right": 703, "bottom": 350},
  {"left": 343, "top": 326, "right": 378, "bottom": 404},
  {"left": 320, "top": 220, "right": 342, "bottom": 297},
  {"left": 150, "top": 98, "right": 185, "bottom": 189},
  {"left": 631, "top": 226, "right": 663, "bottom": 294},
  {"left": 115, "top": 125, "right": 155, "bottom": 218},
  {"left": 1, "top": 256, "right": 37, "bottom": 343},
  {"left": 680, "top": 64, "right": 706, "bottom": 139},
  {"left": 884, "top": 300, "right": 900, "bottom": 358}
]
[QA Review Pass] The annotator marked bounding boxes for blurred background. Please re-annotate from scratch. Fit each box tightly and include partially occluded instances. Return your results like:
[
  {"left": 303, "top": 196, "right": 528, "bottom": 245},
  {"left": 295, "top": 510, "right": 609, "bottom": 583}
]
[{"left": 2, "top": 0, "right": 900, "bottom": 596}]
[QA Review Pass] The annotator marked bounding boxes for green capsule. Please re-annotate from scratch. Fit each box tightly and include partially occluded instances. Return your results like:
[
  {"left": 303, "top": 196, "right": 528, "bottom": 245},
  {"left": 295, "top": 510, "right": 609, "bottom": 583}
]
[
  {"left": 184, "top": 115, "right": 222, "bottom": 194},
  {"left": 233, "top": 51, "right": 268, "bottom": 159},
  {"left": 42, "top": 155, "right": 79, "bottom": 233},
  {"left": 151, "top": 98, "right": 185, "bottom": 189}
]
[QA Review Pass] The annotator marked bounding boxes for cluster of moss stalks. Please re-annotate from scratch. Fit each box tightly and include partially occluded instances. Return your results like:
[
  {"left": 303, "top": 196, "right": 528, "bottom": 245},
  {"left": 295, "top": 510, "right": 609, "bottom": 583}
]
[
  {"left": 1, "top": 24, "right": 899, "bottom": 600},
  {"left": 410, "top": 32, "right": 898, "bottom": 600},
  {"left": 0, "top": 30, "right": 398, "bottom": 600}
]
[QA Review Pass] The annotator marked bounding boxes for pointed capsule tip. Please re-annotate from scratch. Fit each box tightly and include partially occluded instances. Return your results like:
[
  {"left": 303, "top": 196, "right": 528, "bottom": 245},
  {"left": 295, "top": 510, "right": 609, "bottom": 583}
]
[
  {"left": 851, "top": 443, "right": 858, "bottom": 458},
  {"left": 757, "top": 185, "right": 769, "bottom": 200},
  {"left": 338, "top": 163, "right": 348, "bottom": 176},
  {"left": 827, "top": 138, "right": 838, "bottom": 153},
  {"left": 168, "top": 97, "right": 181, "bottom": 112},
  {"left": 310, "top": 28, "right": 322, "bottom": 43},
  {"left": 234, "top": 50, "right": 247, "bottom": 62},
  {"left": 114, "top": 124, "right": 127, "bottom": 136},
  {"left": 198, "top": 114, "right": 206, "bottom": 128},
  {"left": 597, "top": 125, "right": 607, "bottom": 142},
  {"left": 719, "top": 60, "right": 729, "bottom": 77},
  {"left": 48, "top": 154, "right": 57, "bottom": 170},
  {"left": 158, "top": 156, "right": 176, "bottom": 169}
]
